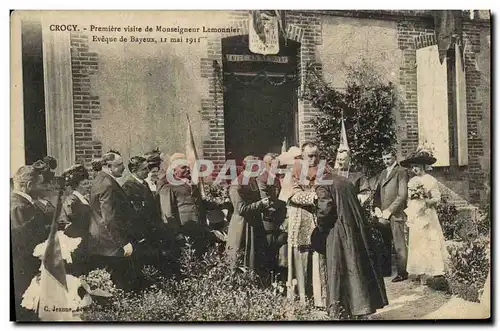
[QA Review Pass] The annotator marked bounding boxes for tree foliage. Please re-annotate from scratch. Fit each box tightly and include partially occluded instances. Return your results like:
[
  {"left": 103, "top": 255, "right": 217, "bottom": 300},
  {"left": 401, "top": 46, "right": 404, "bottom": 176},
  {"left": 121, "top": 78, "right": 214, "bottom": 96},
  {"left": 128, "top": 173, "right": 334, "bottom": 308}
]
[{"left": 301, "top": 60, "right": 398, "bottom": 177}]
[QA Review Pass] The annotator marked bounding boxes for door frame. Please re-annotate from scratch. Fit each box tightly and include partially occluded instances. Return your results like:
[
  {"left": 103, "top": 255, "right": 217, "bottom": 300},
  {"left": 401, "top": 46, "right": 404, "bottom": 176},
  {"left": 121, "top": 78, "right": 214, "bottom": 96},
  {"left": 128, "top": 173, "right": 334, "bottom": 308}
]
[{"left": 221, "top": 34, "right": 301, "bottom": 160}]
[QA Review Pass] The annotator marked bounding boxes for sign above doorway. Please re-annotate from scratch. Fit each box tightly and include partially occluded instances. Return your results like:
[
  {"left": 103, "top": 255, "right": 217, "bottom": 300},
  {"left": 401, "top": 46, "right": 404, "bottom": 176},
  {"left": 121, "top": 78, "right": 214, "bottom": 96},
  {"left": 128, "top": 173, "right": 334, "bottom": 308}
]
[{"left": 225, "top": 54, "right": 289, "bottom": 63}]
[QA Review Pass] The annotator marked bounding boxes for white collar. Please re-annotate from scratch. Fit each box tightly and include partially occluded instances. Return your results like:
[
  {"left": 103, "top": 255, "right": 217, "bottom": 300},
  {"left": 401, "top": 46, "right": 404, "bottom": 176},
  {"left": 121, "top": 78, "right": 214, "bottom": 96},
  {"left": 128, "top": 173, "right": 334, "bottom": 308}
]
[
  {"left": 103, "top": 170, "right": 121, "bottom": 182},
  {"left": 13, "top": 191, "right": 35, "bottom": 205},
  {"left": 132, "top": 174, "right": 145, "bottom": 184},
  {"left": 145, "top": 177, "right": 157, "bottom": 191},
  {"left": 386, "top": 162, "right": 397, "bottom": 173},
  {"left": 73, "top": 190, "right": 89, "bottom": 205},
  {"left": 174, "top": 177, "right": 191, "bottom": 185}
]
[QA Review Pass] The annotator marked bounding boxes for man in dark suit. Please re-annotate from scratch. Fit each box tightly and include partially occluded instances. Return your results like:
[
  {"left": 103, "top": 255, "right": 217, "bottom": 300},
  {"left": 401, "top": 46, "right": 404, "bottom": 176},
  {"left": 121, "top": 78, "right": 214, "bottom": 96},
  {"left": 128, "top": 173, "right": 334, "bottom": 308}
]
[
  {"left": 122, "top": 156, "right": 174, "bottom": 277},
  {"left": 373, "top": 148, "right": 409, "bottom": 282},
  {"left": 88, "top": 152, "right": 139, "bottom": 290},
  {"left": 10, "top": 165, "right": 50, "bottom": 321}
]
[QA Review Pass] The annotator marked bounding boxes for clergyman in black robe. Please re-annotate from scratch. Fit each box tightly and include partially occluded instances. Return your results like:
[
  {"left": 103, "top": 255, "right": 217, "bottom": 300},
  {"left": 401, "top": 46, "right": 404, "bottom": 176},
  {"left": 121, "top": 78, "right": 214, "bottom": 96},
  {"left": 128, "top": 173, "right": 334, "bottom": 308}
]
[{"left": 314, "top": 173, "right": 388, "bottom": 318}]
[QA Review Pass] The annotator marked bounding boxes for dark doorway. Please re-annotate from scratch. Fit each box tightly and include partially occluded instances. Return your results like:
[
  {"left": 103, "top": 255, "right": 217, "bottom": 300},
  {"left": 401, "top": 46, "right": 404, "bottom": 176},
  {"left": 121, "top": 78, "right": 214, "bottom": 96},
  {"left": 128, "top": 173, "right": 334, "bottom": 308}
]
[
  {"left": 222, "top": 35, "right": 300, "bottom": 164},
  {"left": 21, "top": 20, "right": 47, "bottom": 165},
  {"left": 223, "top": 75, "right": 297, "bottom": 163}
]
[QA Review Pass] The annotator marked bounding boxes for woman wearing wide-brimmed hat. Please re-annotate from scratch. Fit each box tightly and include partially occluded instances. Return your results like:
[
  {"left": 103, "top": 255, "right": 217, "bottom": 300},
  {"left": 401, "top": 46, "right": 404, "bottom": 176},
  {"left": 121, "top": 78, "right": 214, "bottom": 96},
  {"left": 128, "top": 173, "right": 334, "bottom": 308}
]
[
  {"left": 59, "top": 164, "right": 93, "bottom": 276},
  {"left": 400, "top": 146, "right": 448, "bottom": 285},
  {"left": 143, "top": 148, "right": 163, "bottom": 196}
]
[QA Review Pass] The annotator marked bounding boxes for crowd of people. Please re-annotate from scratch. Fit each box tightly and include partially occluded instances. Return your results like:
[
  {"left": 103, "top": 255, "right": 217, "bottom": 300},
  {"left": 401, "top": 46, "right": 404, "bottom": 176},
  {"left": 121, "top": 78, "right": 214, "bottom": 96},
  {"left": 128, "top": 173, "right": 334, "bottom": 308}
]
[{"left": 10, "top": 142, "right": 450, "bottom": 321}]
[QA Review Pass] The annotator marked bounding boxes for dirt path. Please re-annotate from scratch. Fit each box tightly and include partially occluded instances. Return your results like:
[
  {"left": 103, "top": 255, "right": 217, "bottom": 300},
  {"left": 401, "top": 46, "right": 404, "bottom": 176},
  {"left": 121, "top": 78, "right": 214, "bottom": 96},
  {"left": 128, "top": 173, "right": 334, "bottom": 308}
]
[{"left": 371, "top": 276, "right": 451, "bottom": 320}]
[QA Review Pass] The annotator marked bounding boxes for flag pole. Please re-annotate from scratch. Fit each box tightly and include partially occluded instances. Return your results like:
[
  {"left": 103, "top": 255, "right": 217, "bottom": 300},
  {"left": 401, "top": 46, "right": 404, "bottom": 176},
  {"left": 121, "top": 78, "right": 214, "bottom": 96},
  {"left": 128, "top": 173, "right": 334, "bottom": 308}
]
[{"left": 186, "top": 114, "right": 206, "bottom": 199}]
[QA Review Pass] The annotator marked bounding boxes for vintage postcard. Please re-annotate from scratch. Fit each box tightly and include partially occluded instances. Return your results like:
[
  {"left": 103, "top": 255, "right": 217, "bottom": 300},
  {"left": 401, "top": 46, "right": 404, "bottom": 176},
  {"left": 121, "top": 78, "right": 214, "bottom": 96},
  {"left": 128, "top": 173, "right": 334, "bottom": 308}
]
[{"left": 9, "top": 10, "right": 491, "bottom": 322}]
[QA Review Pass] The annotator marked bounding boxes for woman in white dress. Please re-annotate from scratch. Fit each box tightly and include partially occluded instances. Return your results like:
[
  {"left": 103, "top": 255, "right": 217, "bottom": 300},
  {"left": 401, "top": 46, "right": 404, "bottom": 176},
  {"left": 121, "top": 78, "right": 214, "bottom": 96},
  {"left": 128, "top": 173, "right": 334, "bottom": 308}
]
[{"left": 400, "top": 148, "right": 448, "bottom": 285}]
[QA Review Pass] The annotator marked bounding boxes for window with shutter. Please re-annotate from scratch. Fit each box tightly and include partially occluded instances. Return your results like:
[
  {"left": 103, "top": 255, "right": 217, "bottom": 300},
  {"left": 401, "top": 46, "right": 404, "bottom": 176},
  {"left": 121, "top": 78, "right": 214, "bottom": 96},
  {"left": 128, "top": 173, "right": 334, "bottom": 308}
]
[
  {"left": 416, "top": 42, "right": 468, "bottom": 167},
  {"left": 416, "top": 44, "right": 450, "bottom": 166}
]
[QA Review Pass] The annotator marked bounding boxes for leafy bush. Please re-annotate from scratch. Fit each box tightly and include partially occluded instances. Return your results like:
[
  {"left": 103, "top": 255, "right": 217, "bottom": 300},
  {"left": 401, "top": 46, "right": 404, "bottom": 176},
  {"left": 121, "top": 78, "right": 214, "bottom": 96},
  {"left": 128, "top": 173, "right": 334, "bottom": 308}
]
[
  {"left": 479, "top": 173, "right": 491, "bottom": 237},
  {"left": 82, "top": 241, "right": 334, "bottom": 321},
  {"left": 436, "top": 196, "right": 460, "bottom": 240},
  {"left": 445, "top": 237, "right": 490, "bottom": 302},
  {"left": 436, "top": 196, "right": 491, "bottom": 301},
  {"left": 301, "top": 60, "right": 398, "bottom": 177},
  {"left": 477, "top": 199, "right": 491, "bottom": 237},
  {"left": 438, "top": 195, "right": 491, "bottom": 242}
]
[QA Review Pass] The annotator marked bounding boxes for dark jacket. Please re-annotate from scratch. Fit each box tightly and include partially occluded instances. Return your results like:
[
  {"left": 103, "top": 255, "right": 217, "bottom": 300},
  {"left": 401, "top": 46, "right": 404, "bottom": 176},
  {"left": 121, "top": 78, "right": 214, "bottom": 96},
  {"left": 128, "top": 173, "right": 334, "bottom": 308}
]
[
  {"left": 347, "top": 171, "right": 371, "bottom": 196},
  {"left": 316, "top": 174, "right": 388, "bottom": 316},
  {"left": 333, "top": 168, "right": 371, "bottom": 196},
  {"left": 157, "top": 177, "right": 208, "bottom": 238},
  {"left": 373, "top": 164, "right": 409, "bottom": 222},
  {"left": 88, "top": 171, "right": 136, "bottom": 257},
  {"left": 257, "top": 170, "right": 284, "bottom": 232},
  {"left": 59, "top": 192, "right": 92, "bottom": 274},
  {"left": 33, "top": 198, "right": 56, "bottom": 224},
  {"left": 122, "top": 176, "right": 168, "bottom": 245},
  {"left": 226, "top": 176, "right": 268, "bottom": 270},
  {"left": 10, "top": 192, "right": 51, "bottom": 319},
  {"left": 257, "top": 170, "right": 281, "bottom": 201}
]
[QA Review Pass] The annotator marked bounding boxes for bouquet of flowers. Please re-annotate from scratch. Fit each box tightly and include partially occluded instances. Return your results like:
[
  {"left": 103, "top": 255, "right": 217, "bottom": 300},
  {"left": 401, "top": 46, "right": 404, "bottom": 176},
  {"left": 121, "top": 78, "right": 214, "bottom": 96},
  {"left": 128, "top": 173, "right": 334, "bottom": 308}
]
[
  {"left": 409, "top": 180, "right": 429, "bottom": 200},
  {"left": 404, "top": 179, "right": 429, "bottom": 226},
  {"left": 203, "top": 183, "right": 230, "bottom": 206},
  {"left": 79, "top": 269, "right": 115, "bottom": 297}
]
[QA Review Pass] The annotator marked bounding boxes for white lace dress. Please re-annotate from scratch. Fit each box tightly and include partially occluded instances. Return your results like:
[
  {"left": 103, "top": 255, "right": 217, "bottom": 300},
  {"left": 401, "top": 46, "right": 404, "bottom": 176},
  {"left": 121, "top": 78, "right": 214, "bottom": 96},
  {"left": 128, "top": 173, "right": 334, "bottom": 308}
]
[{"left": 405, "top": 174, "right": 448, "bottom": 276}]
